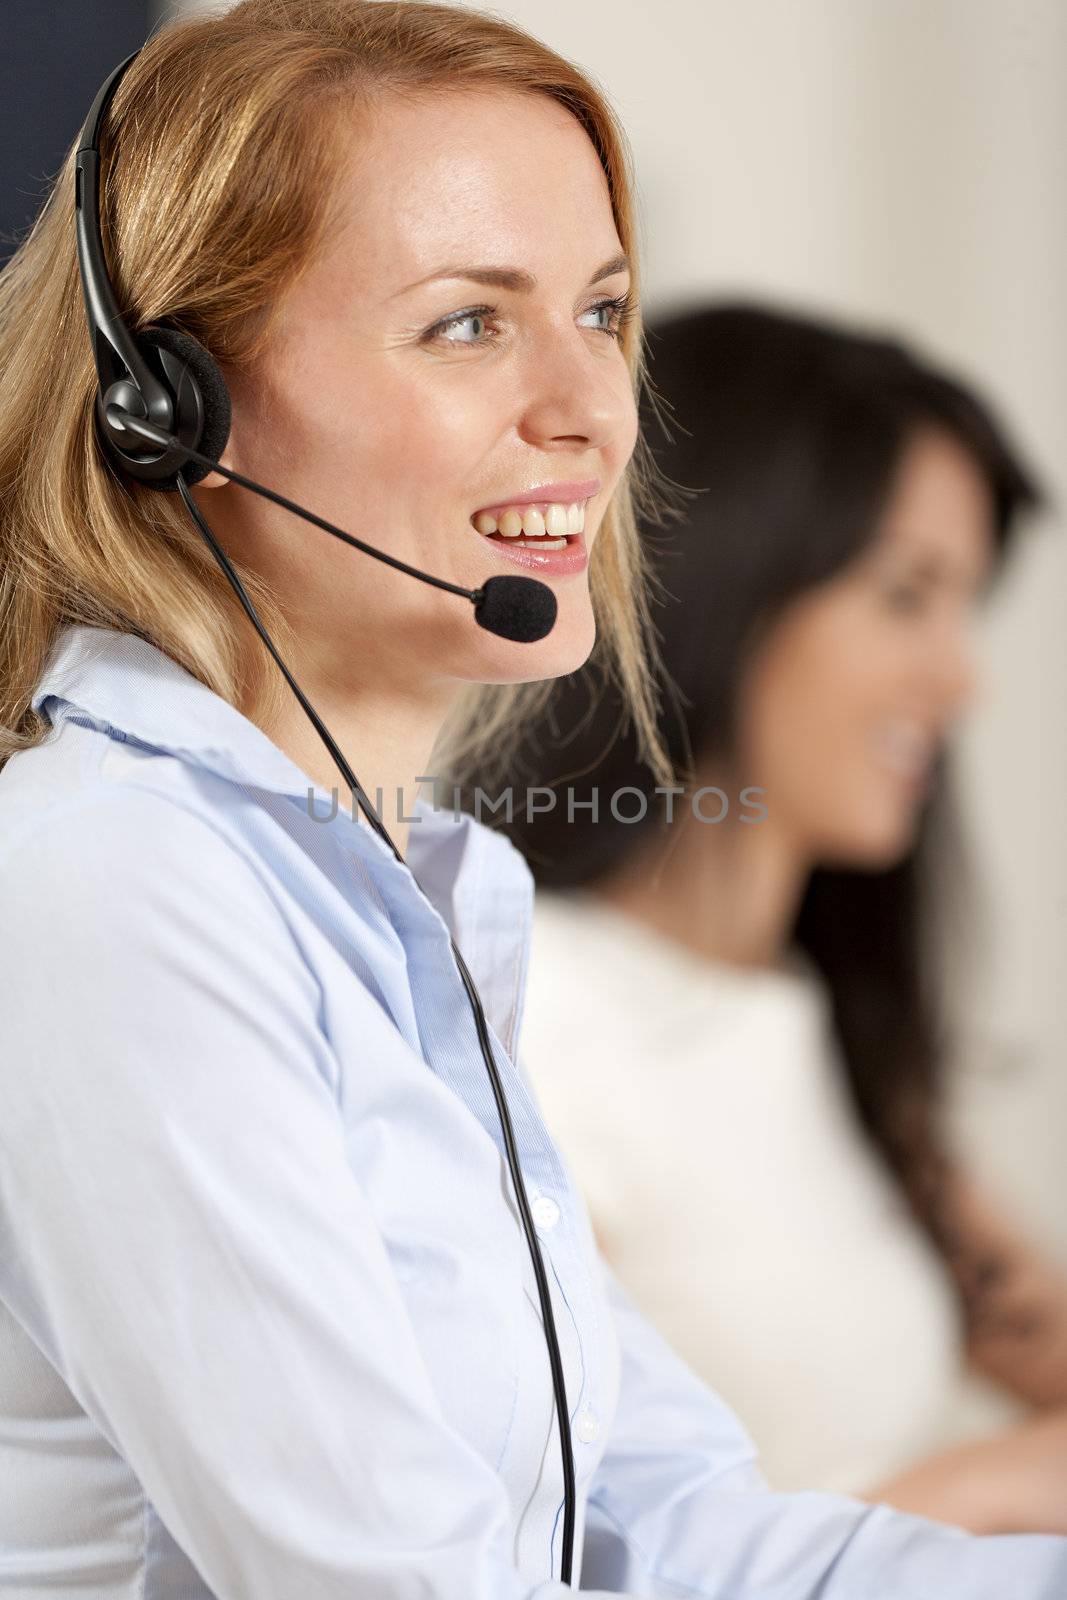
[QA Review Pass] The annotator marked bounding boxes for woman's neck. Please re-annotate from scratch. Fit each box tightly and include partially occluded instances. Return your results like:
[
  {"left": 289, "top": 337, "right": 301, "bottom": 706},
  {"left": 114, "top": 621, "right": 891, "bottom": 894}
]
[
  {"left": 254, "top": 674, "right": 457, "bottom": 857},
  {"left": 593, "top": 806, "right": 810, "bottom": 977}
]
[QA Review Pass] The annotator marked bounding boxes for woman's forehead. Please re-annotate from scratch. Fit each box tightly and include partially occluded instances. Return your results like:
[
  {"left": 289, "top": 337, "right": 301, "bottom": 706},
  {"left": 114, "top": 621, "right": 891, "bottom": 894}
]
[{"left": 323, "top": 87, "right": 619, "bottom": 289}]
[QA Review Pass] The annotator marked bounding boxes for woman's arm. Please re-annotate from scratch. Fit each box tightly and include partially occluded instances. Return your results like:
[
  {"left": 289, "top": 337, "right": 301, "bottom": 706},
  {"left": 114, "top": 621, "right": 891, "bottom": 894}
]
[
  {"left": 858, "top": 1404, "right": 1067, "bottom": 1534},
  {"left": 0, "top": 787, "right": 623, "bottom": 1600},
  {"left": 584, "top": 1157, "right": 1067, "bottom": 1537},
  {"left": 942, "top": 1163, "right": 1067, "bottom": 1408},
  {"left": 851, "top": 1164, "right": 1067, "bottom": 1534},
  {"left": 582, "top": 1255, "right": 1067, "bottom": 1597}
]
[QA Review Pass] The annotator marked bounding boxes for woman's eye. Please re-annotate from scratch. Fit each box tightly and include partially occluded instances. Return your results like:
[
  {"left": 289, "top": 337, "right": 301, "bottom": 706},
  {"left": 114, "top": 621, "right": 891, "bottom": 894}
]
[
  {"left": 883, "top": 583, "right": 926, "bottom": 614},
  {"left": 427, "top": 308, "right": 496, "bottom": 346},
  {"left": 578, "top": 296, "right": 634, "bottom": 337},
  {"left": 422, "top": 293, "right": 636, "bottom": 349},
  {"left": 579, "top": 300, "right": 630, "bottom": 337}
]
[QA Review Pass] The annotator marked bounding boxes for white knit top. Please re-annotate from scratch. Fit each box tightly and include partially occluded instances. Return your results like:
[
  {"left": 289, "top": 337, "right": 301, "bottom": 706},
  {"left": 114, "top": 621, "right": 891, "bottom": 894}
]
[{"left": 518, "top": 889, "right": 1021, "bottom": 1494}]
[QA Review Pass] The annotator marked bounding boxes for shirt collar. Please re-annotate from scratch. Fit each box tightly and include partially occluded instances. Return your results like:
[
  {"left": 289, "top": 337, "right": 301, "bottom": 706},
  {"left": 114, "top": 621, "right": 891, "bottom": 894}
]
[
  {"left": 33, "top": 622, "right": 334, "bottom": 802},
  {"left": 32, "top": 623, "right": 534, "bottom": 1055}
]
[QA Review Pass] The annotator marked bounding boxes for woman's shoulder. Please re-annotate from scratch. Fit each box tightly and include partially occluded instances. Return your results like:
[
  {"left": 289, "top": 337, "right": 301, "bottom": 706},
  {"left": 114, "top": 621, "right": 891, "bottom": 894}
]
[
  {"left": 0, "top": 750, "right": 334, "bottom": 1112},
  {"left": 527, "top": 888, "right": 826, "bottom": 1031},
  {"left": 0, "top": 736, "right": 299, "bottom": 986}
]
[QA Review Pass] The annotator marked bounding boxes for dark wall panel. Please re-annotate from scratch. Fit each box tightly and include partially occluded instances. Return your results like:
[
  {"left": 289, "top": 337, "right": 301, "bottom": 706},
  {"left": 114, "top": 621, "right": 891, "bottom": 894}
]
[{"left": 1, "top": 1, "right": 153, "bottom": 265}]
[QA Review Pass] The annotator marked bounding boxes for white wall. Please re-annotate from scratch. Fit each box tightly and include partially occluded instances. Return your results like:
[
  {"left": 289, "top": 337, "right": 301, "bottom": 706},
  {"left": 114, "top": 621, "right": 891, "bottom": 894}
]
[{"left": 167, "top": 0, "right": 1067, "bottom": 1254}]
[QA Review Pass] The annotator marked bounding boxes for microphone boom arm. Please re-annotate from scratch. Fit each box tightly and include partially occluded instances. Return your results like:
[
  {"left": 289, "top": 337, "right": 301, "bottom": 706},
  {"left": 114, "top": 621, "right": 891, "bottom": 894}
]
[{"left": 106, "top": 406, "right": 479, "bottom": 602}]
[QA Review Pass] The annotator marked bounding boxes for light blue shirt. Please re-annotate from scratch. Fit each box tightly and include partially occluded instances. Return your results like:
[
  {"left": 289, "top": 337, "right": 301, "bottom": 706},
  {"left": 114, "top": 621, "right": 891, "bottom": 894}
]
[{"left": 0, "top": 621, "right": 1063, "bottom": 1599}]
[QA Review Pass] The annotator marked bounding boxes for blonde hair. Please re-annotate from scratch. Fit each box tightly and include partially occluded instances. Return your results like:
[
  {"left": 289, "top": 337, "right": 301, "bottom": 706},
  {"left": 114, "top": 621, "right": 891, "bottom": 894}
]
[{"left": 0, "top": 0, "right": 677, "bottom": 793}]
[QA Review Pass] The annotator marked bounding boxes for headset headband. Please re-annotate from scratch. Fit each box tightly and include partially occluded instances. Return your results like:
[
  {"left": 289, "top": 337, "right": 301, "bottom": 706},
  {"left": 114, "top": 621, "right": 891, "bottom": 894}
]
[
  {"left": 73, "top": 49, "right": 177, "bottom": 424},
  {"left": 73, "top": 47, "right": 232, "bottom": 488}
]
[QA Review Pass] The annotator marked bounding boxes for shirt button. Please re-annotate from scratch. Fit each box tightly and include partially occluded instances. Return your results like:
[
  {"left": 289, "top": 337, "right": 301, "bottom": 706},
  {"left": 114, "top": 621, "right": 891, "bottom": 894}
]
[
  {"left": 575, "top": 1408, "right": 600, "bottom": 1444},
  {"left": 531, "top": 1195, "right": 560, "bottom": 1230}
]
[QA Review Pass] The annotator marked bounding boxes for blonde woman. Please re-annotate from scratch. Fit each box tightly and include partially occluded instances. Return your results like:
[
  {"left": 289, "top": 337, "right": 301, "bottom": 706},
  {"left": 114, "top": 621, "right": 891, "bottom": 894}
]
[{"left": 0, "top": 3, "right": 1063, "bottom": 1596}]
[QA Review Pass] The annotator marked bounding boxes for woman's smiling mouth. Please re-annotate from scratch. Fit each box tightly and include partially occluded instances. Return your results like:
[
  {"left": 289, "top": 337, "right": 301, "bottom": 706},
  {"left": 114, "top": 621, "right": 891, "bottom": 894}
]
[
  {"left": 473, "top": 499, "right": 586, "bottom": 547},
  {"left": 469, "top": 477, "right": 600, "bottom": 550}
]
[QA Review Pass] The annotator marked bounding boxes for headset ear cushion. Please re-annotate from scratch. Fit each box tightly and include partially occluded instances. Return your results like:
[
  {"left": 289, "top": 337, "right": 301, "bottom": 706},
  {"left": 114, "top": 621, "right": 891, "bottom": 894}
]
[{"left": 139, "top": 325, "right": 232, "bottom": 489}]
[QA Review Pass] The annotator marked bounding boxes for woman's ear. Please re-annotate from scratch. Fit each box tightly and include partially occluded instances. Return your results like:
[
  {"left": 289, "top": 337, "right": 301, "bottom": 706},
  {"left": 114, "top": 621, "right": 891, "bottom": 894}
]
[
  {"left": 195, "top": 460, "right": 233, "bottom": 490},
  {"left": 194, "top": 434, "right": 238, "bottom": 490},
  {"left": 197, "top": 357, "right": 254, "bottom": 489}
]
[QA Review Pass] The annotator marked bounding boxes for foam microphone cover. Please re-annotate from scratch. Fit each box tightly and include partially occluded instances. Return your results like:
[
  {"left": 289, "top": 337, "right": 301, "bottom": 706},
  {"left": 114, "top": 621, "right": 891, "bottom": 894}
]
[{"left": 474, "top": 575, "right": 557, "bottom": 642}]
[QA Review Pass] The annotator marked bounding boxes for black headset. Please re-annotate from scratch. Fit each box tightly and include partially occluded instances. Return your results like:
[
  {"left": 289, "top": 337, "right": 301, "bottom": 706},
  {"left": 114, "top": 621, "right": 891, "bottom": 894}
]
[{"left": 74, "top": 46, "right": 577, "bottom": 1586}]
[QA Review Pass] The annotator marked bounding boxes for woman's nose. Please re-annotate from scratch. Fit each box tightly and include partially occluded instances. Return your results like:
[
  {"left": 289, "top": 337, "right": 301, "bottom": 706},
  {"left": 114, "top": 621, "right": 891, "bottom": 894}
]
[
  {"left": 514, "top": 325, "right": 634, "bottom": 454},
  {"left": 928, "top": 608, "right": 982, "bottom": 720}
]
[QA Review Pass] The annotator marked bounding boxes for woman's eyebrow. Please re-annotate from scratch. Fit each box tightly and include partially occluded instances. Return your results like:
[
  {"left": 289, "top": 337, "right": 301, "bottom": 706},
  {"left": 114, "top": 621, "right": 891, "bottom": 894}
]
[{"left": 391, "top": 251, "right": 630, "bottom": 298}]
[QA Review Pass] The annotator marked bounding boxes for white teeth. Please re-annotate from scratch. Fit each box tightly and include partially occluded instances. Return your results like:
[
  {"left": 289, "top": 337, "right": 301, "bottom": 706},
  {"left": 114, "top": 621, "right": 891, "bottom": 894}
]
[
  {"left": 471, "top": 500, "right": 587, "bottom": 539},
  {"left": 509, "top": 536, "right": 568, "bottom": 549}
]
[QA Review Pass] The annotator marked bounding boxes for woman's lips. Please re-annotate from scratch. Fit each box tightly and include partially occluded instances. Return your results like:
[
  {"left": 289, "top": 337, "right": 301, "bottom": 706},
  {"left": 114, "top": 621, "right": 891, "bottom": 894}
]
[
  {"left": 479, "top": 529, "right": 589, "bottom": 577},
  {"left": 466, "top": 479, "right": 599, "bottom": 579},
  {"left": 471, "top": 478, "right": 601, "bottom": 517}
]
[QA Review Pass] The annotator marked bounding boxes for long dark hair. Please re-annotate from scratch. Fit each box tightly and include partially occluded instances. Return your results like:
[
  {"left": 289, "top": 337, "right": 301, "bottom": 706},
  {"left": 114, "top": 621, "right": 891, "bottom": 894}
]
[{"left": 488, "top": 301, "right": 1045, "bottom": 1327}]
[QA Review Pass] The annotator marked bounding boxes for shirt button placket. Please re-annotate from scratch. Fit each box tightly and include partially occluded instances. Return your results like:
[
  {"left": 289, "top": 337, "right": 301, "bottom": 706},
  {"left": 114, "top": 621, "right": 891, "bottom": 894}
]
[
  {"left": 531, "top": 1194, "right": 561, "bottom": 1231},
  {"left": 575, "top": 1407, "right": 600, "bottom": 1444}
]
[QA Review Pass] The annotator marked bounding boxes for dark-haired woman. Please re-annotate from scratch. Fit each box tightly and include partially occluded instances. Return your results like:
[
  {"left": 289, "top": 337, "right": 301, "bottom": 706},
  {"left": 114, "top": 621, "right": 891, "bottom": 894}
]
[{"left": 505, "top": 302, "right": 1067, "bottom": 1535}]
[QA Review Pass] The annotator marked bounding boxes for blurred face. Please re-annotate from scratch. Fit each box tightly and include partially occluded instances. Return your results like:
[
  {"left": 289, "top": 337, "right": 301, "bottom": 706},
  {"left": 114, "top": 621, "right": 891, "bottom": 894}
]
[
  {"left": 736, "top": 427, "right": 997, "bottom": 868},
  {"left": 200, "top": 86, "right": 638, "bottom": 694}
]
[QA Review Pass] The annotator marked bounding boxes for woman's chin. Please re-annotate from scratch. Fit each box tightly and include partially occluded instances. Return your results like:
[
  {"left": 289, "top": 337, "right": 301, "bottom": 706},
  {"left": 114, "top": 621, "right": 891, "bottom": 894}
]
[
  {"left": 473, "top": 608, "right": 597, "bottom": 685},
  {"left": 819, "top": 812, "right": 919, "bottom": 872}
]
